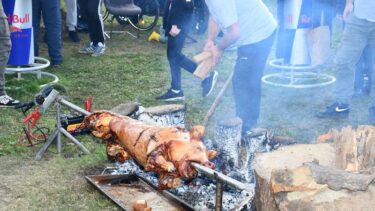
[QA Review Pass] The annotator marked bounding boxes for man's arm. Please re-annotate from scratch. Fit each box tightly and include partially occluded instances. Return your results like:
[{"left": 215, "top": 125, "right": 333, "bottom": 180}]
[
  {"left": 205, "top": 20, "right": 240, "bottom": 66},
  {"left": 216, "top": 22, "right": 240, "bottom": 51},
  {"left": 343, "top": 0, "right": 353, "bottom": 21},
  {"left": 204, "top": 16, "right": 220, "bottom": 51}
]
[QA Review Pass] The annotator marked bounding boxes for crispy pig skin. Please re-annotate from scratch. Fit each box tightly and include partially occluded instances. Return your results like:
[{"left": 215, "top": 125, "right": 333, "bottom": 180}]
[{"left": 83, "top": 111, "right": 217, "bottom": 189}]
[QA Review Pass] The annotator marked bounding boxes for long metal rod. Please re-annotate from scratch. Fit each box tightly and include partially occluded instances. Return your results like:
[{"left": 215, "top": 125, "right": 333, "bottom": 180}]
[
  {"left": 35, "top": 129, "right": 59, "bottom": 160},
  {"left": 60, "top": 128, "right": 90, "bottom": 154},
  {"left": 56, "top": 103, "right": 62, "bottom": 153},
  {"left": 215, "top": 175, "right": 223, "bottom": 211},
  {"left": 59, "top": 98, "right": 91, "bottom": 116},
  {"left": 191, "top": 162, "right": 253, "bottom": 192}
]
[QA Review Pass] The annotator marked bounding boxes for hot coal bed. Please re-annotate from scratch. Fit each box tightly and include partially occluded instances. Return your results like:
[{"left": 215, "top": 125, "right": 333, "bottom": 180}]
[{"left": 107, "top": 134, "right": 274, "bottom": 211}]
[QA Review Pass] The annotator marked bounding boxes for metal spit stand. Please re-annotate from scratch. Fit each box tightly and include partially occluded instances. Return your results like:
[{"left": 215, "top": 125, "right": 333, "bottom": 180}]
[
  {"left": 35, "top": 90, "right": 91, "bottom": 160},
  {"left": 191, "top": 163, "right": 254, "bottom": 211}
]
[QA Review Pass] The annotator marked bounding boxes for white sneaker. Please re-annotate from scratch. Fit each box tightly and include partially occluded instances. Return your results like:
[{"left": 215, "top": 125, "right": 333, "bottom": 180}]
[
  {"left": 91, "top": 42, "right": 106, "bottom": 57},
  {"left": 0, "top": 95, "right": 20, "bottom": 108}
]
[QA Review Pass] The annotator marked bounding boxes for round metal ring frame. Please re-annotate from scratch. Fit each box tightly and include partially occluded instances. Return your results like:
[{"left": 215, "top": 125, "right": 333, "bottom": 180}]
[
  {"left": 5, "top": 57, "right": 59, "bottom": 87},
  {"left": 262, "top": 59, "right": 336, "bottom": 88}
]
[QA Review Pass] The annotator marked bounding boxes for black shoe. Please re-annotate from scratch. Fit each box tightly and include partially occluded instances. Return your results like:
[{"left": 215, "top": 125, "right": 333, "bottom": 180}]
[
  {"left": 201, "top": 71, "right": 218, "bottom": 97},
  {"left": 0, "top": 95, "right": 20, "bottom": 108},
  {"left": 316, "top": 102, "right": 350, "bottom": 118},
  {"left": 156, "top": 89, "right": 185, "bottom": 101},
  {"left": 68, "top": 31, "right": 80, "bottom": 43},
  {"left": 369, "top": 107, "right": 375, "bottom": 125}
]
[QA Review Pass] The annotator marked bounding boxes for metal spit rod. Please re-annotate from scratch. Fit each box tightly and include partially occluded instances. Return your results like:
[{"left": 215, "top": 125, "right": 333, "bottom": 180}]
[
  {"left": 58, "top": 97, "right": 91, "bottom": 116},
  {"left": 191, "top": 162, "right": 253, "bottom": 192}
]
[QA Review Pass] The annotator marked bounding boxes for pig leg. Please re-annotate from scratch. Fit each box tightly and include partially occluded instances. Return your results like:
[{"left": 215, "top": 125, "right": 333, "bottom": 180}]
[
  {"left": 146, "top": 154, "right": 176, "bottom": 172},
  {"left": 106, "top": 141, "right": 130, "bottom": 163},
  {"left": 146, "top": 149, "right": 176, "bottom": 173}
]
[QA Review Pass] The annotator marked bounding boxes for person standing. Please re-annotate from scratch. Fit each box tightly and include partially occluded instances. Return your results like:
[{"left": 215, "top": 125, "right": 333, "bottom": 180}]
[
  {"left": 316, "top": 0, "right": 375, "bottom": 124},
  {"left": 78, "top": 0, "right": 105, "bottom": 57},
  {"left": 156, "top": 0, "right": 218, "bottom": 101},
  {"left": 32, "top": 0, "right": 63, "bottom": 67},
  {"left": 0, "top": 0, "right": 20, "bottom": 107},
  {"left": 203, "top": 0, "right": 277, "bottom": 133},
  {"left": 65, "top": 0, "right": 80, "bottom": 42}
]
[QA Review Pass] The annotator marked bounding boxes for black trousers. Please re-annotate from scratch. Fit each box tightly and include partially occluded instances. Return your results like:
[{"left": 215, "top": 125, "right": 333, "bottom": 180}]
[
  {"left": 233, "top": 32, "right": 275, "bottom": 132},
  {"left": 167, "top": 31, "right": 197, "bottom": 90},
  {"left": 79, "top": 0, "right": 104, "bottom": 45}
]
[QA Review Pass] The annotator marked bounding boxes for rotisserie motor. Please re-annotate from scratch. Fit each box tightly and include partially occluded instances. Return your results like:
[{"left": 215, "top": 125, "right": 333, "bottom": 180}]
[{"left": 82, "top": 111, "right": 217, "bottom": 189}]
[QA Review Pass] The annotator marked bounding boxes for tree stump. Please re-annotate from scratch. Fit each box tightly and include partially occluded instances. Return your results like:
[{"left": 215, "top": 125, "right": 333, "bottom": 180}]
[
  {"left": 136, "top": 104, "right": 186, "bottom": 128},
  {"left": 253, "top": 126, "right": 375, "bottom": 211},
  {"left": 214, "top": 117, "right": 242, "bottom": 171}
]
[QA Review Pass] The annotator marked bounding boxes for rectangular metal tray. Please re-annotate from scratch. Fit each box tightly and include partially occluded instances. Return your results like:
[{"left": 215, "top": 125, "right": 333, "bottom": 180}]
[{"left": 85, "top": 174, "right": 195, "bottom": 211}]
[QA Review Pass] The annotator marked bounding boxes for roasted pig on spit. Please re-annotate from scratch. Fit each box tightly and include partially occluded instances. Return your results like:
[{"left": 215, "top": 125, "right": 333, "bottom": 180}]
[{"left": 82, "top": 111, "right": 217, "bottom": 189}]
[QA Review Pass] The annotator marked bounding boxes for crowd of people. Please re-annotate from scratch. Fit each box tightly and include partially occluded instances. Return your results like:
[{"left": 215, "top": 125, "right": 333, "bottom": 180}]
[{"left": 0, "top": 0, "right": 374, "bottom": 134}]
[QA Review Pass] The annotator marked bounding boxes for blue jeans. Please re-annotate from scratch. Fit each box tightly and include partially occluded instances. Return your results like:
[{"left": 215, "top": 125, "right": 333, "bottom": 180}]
[
  {"left": 233, "top": 32, "right": 275, "bottom": 132},
  {"left": 167, "top": 31, "right": 197, "bottom": 91},
  {"left": 334, "top": 14, "right": 375, "bottom": 105},
  {"left": 33, "top": 0, "right": 63, "bottom": 65},
  {"left": 354, "top": 45, "right": 372, "bottom": 93}
]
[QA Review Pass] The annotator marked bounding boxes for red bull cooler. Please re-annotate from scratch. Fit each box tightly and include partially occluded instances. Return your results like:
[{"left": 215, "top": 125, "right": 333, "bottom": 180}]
[{"left": 2, "top": 0, "right": 34, "bottom": 65}]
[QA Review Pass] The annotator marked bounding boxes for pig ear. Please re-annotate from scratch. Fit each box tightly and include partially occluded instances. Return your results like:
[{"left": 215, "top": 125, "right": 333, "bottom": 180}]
[
  {"left": 189, "top": 125, "right": 205, "bottom": 141},
  {"left": 207, "top": 150, "right": 218, "bottom": 160}
]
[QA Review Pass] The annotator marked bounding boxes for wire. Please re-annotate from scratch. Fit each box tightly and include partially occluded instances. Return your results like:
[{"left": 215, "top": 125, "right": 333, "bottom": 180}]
[{"left": 19, "top": 106, "right": 49, "bottom": 145}]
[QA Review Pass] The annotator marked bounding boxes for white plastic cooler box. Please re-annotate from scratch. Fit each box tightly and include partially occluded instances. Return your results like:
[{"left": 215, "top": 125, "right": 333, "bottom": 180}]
[{"left": 3, "top": 0, "right": 34, "bottom": 66}]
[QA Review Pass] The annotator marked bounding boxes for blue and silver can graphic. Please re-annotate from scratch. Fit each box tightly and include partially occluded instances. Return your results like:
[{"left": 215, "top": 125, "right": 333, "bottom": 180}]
[{"left": 3, "top": 0, "right": 34, "bottom": 65}]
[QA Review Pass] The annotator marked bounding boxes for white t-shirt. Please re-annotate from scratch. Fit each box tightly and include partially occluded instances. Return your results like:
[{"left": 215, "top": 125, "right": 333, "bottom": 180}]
[
  {"left": 354, "top": 0, "right": 375, "bottom": 22},
  {"left": 205, "top": 0, "right": 277, "bottom": 47}
]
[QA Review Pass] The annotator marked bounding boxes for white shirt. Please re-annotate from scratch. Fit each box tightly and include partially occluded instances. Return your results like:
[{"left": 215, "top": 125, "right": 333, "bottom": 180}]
[
  {"left": 354, "top": 0, "right": 375, "bottom": 22},
  {"left": 205, "top": 0, "right": 277, "bottom": 46}
]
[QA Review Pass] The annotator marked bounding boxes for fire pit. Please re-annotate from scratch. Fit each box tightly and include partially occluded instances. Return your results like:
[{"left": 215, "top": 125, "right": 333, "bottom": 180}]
[
  {"left": 95, "top": 130, "right": 283, "bottom": 211},
  {"left": 103, "top": 159, "right": 254, "bottom": 211}
]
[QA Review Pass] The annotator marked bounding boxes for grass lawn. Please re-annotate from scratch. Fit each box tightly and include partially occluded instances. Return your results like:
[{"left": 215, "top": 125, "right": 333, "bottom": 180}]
[{"left": 0, "top": 3, "right": 373, "bottom": 210}]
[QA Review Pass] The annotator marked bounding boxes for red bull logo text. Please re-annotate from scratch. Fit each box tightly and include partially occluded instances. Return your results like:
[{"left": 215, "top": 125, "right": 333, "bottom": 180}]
[{"left": 7, "top": 13, "right": 30, "bottom": 24}]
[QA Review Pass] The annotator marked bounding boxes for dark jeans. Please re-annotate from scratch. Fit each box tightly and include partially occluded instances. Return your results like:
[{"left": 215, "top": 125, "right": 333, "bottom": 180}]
[
  {"left": 233, "top": 32, "right": 275, "bottom": 132},
  {"left": 79, "top": 0, "right": 104, "bottom": 45},
  {"left": 354, "top": 45, "right": 372, "bottom": 93},
  {"left": 167, "top": 31, "right": 197, "bottom": 90},
  {"left": 33, "top": 0, "right": 62, "bottom": 65}
]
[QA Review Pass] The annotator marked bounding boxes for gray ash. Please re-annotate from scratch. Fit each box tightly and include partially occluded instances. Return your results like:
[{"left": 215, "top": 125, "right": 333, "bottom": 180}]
[{"left": 109, "top": 160, "right": 254, "bottom": 211}]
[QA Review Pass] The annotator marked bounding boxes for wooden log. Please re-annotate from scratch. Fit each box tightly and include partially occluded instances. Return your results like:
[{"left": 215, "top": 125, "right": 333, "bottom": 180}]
[
  {"left": 254, "top": 126, "right": 375, "bottom": 211},
  {"left": 193, "top": 58, "right": 214, "bottom": 79},
  {"left": 332, "top": 125, "right": 375, "bottom": 172},
  {"left": 202, "top": 70, "right": 234, "bottom": 126},
  {"left": 304, "top": 162, "right": 375, "bottom": 191},
  {"left": 253, "top": 143, "right": 336, "bottom": 211},
  {"left": 214, "top": 117, "right": 242, "bottom": 169},
  {"left": 193, "top": 51, "right": 212, "bottom": 63},
  {"left": 111, "top": 102, "right": 139, "bottom": 116},
  {"left": 136, "top": 104, "right": 186, "bottom": 128}
]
